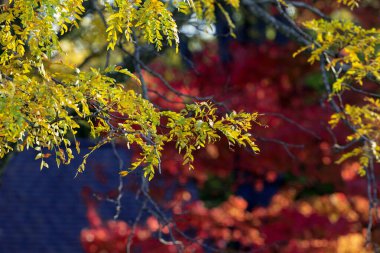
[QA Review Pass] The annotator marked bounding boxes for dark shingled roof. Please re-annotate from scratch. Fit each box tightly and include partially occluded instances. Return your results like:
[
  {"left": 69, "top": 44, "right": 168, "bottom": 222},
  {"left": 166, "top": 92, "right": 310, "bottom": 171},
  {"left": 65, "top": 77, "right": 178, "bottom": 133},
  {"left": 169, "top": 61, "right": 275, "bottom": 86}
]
[{"left": 0, "top": 139, "right": 135, "bottom": 253}]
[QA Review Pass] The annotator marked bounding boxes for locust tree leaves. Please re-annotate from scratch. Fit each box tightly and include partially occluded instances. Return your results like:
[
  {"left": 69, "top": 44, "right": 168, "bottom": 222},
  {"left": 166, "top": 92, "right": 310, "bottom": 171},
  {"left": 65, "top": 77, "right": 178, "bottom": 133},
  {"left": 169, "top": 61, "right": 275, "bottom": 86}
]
[
  {"left": 0, "top": 0, "right": 259, "bottom": 179},
  {"left": 297, "top": 16, "right": 380, "bottom": 173}
]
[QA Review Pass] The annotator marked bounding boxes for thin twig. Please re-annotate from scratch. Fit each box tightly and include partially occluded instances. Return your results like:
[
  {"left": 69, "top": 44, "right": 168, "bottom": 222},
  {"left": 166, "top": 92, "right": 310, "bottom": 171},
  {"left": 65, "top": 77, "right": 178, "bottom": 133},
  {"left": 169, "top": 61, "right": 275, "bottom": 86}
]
[
  {"left": 274, "top": 0, "right": 313, "bottom": 42},
  {"left": 256, "top": 136, "right": 304, "bottom": 160},
  {"left": 111, "top": 141, "right": 124, "bottom": 220},
  {"left": 90, "top": 0, "right": 110, "bottom": 68},
  {"left": 127, "top": 200, "right": 147, "bottom": 253},
  {"left": 262, "top": 112, "right": 320, "bottom": 139}
]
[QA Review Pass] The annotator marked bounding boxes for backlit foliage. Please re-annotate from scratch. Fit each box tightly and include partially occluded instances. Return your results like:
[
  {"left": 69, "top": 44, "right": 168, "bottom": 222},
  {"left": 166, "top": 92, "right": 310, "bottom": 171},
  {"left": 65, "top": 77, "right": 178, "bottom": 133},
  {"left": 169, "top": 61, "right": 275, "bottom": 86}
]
[
  {"left": 106, "top": 0, "right": 240, "bottom": 50},
  {"left": 298, "top": 17, "right": 380, "bottom": 172},
  {"left": 0, "top": 0, "right": 258, "bottom": 179},
  {"left": 106, "top": 0, "right": 179, "bottom": 51},
  {"left": 299, "top": 19, "right": 380, "bottom": 90},
  {"left": 337, "top": 0, "right": 360, "bottom": 9}
]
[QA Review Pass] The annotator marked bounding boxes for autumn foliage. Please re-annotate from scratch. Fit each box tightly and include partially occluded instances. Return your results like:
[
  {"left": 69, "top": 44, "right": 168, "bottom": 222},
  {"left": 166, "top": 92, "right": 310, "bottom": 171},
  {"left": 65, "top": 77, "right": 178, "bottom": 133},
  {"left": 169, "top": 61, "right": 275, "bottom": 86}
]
[
  {"left": 1, "top": 0, "right": 380, "bottom": 252},
  {"left": 80, "top": 39, "right": 379, "bottom": 252}
]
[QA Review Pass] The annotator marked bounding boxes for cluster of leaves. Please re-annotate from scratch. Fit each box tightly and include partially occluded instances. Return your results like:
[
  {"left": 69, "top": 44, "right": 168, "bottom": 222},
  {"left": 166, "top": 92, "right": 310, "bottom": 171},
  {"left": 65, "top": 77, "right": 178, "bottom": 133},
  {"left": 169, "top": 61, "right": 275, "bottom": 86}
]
[
  {"left": 163, "top": 103, "right": 259, "bottom": 169},
  {"left": 106, "top": 0, "right": 240, "bottom": 51},
  {"left": 296, "top": 18, "right": 380, "bottom": 171},
  {"left": 184, "top": 0, "right": 239, "bottom": 31},
  {"left": 113, "top": 101, "right": 259, "bottom": 180},
  {"left": 333, "top": 98, "right": 380, "bottom": 172},
  {"left": 0, "top": 0, "right": 84, "bottom": 62},
  {"left": 337, "top": 0, "right": 361, "bottom": 9},
  {"left": 299, "top": 19, "right": 380, "bottom": 90},
  {"left": 106, "top": 0, "right": 179, "bottom": 51}
]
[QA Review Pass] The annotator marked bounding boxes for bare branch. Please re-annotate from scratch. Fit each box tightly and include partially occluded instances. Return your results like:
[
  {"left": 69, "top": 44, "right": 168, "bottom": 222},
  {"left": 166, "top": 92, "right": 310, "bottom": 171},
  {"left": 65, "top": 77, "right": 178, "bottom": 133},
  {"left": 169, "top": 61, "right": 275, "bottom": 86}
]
[
  {"left": 242, "top": 0, "right": 310, "bottom": 45},
  {"left": 111, "top": 141, "right": 124, "bottom": 220},
  {"left": 262, "top": 112, "right": 321, "bottom": 140},
  {"left": 127, "top": 200, "right": 147, "bottom": 253},
  {"left": 256, "top": 136, "right": 304, "bottom": 160}
]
